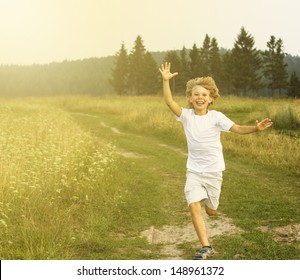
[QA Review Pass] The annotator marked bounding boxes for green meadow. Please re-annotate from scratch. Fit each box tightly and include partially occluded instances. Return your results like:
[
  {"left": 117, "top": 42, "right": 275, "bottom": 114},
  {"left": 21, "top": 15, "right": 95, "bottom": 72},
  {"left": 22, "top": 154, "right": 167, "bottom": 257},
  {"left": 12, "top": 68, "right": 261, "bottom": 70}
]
[{"left": 0, "top": 95, "right": 299, "bottom": 260}]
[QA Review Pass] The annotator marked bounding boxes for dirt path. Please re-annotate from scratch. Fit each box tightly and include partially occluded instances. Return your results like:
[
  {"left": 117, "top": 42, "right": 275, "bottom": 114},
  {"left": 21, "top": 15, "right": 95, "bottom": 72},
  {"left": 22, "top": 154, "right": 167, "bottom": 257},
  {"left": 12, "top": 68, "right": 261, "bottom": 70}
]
[{"left": 140, "top": 211, "right": 244, "bottom": 259}]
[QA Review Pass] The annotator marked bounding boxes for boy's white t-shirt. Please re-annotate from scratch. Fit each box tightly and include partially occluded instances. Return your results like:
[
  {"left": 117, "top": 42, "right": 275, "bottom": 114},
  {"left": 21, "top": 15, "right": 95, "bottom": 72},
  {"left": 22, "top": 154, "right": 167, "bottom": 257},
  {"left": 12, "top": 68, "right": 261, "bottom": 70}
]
[{"left": 177, "top": 108, "right": 235, "bottom": 172}]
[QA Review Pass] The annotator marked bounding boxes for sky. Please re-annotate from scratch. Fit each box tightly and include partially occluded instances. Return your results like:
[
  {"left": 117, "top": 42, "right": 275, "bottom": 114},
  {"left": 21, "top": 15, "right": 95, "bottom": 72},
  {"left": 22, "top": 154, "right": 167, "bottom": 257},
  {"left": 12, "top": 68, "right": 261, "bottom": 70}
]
[{"left": 0, "top": 0, "right": 299, "bottom": 65}]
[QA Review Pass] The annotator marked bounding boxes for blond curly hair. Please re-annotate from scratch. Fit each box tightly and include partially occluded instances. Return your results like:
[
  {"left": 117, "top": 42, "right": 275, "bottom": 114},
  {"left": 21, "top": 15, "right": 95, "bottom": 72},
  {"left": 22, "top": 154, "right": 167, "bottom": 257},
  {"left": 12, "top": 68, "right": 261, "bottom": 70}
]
[{"left": 185, "top": 77, "right": 220, "bottom": 108}]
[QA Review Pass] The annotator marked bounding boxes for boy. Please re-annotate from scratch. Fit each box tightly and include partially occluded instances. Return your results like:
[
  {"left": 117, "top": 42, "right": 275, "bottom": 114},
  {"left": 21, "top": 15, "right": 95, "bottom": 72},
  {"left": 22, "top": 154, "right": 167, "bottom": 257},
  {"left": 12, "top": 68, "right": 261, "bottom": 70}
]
[{"left": 159, "top": 62, "right": 273, "bottom": 260}]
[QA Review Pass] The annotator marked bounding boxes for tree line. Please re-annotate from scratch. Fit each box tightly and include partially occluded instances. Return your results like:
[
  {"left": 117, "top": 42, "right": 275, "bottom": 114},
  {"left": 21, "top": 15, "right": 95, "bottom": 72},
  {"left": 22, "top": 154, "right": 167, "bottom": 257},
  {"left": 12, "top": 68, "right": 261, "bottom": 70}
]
[
  {"left": 0, "top": 27, "right": 299, "bottom": 98},
  {"left": 0, "top": 57, "right": 114, "bottom": 96},
  {"left": 111, "top": 27, "right": 300, "bottom": 98}
]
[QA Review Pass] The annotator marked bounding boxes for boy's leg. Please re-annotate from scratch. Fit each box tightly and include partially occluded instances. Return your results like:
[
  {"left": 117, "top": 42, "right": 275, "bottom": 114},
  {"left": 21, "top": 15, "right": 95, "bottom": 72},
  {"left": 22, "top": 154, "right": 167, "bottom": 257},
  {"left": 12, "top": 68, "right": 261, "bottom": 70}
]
[
  {"left": 205, "top": 205, "right": 217, "bottom": 216},
  {"left": 203, "top": 172, "right": 222, "bottom": 216},
  {"left": 189, "top": 201, "right": 210, "bottom": 247}
]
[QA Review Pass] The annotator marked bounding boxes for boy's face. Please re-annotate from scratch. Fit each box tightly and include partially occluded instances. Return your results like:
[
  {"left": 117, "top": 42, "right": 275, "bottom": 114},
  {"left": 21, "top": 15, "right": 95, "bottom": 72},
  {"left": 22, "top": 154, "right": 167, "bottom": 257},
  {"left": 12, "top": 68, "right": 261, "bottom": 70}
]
[{"left": 189, "top": 85, "right": 213, "bottom": 114}]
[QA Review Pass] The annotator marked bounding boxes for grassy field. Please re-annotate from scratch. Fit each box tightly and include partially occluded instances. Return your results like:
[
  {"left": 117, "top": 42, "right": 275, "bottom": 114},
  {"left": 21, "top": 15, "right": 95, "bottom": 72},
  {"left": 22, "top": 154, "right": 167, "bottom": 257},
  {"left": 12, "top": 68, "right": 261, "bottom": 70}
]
[{"left": 0, "top": 95, "right": 299, "bottom": 260}]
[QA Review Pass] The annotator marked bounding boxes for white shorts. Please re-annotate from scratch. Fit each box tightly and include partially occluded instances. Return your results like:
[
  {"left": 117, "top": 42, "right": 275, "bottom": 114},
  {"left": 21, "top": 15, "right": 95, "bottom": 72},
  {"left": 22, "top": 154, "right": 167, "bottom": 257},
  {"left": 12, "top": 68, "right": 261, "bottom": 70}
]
[{"left": 184, "top": 170, "right": 223, "bottom": 210}]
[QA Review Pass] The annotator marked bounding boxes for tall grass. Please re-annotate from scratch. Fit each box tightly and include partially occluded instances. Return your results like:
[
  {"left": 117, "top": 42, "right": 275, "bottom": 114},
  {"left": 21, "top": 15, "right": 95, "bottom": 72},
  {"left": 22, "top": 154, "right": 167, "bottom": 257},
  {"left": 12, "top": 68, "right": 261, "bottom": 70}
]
[
  {"left": 0, "top": 99, "right": 120, "bottom": 259},
  {"left": 61, "top": 95, "right": 300, "bottom": 173},
  {"left": 1, "top": 95, "right": 299, "bottom": 259},
  {"left": 267, "top": 105, "right": 300, "bottom": 130}
]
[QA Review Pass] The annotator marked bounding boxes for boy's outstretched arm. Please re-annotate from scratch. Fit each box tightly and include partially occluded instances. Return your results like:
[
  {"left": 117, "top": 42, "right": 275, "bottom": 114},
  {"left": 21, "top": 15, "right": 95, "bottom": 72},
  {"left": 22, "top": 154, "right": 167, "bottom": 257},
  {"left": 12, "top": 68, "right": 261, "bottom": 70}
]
[
  {"left": 230, "top": 118, "right": 273, "bottom": 134},
  {"left": 159, "top": 62, "right": 182, "bottom": 117}
]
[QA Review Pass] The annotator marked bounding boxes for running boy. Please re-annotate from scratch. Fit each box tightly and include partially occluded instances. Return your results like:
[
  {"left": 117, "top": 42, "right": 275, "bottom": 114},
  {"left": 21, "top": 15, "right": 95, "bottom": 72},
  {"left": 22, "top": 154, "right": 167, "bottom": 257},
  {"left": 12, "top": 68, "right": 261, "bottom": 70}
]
[{"left": 159, "top": 62, "right": 273, "bottom": 260}]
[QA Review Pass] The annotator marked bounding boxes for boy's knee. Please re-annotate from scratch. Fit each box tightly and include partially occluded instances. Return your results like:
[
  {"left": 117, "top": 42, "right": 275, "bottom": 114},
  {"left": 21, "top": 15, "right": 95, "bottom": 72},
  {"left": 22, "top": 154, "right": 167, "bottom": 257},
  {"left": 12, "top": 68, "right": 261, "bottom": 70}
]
[
  {"left": 189, "top": 202, "right": 201, "bottom": 215},
  {"left": 205, "top": 206, "right": 217, "bottom": 216}
]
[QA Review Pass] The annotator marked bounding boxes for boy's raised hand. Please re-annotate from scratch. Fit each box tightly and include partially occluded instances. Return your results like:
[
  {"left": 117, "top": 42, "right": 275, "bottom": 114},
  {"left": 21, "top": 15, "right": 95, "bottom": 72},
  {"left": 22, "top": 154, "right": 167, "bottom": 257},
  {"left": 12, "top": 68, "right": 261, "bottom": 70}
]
[{"left": 159, "top": 62, "right": 178, "bottom": 81}]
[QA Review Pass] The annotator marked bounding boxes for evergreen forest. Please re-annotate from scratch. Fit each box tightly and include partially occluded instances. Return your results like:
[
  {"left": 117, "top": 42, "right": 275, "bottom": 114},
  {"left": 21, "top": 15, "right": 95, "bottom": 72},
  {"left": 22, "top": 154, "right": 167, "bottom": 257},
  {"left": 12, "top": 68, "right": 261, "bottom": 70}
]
[{"left": 1, "top": 28, "right": 300, "bottom": 98}]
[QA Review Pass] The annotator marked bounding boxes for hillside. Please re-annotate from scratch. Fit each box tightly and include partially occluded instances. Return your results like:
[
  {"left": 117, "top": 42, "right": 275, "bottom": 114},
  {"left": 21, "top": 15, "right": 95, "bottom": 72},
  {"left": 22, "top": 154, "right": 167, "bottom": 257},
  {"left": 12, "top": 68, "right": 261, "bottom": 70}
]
[{"left": 0, "top": 51, "right": 299, "bottom": 97}]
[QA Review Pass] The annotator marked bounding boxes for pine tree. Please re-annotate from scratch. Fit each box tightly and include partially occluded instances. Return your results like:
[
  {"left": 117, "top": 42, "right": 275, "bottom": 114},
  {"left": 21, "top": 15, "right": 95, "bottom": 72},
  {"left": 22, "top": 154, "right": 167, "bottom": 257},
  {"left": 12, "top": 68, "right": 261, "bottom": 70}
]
[
  {"left": 128, "top": 35, "right": 146, "bottom": 95},
  {"left": 178, "top": 46, "right": 190, "bottom": 92},
  {"left": 262, "top": 36, "right": 288, "bottom": 96},
  {"left": 221, "top": 51, "right": 234, "bottom": 94},
  {"left": 189, "top": 43, "right": 201, "bottom": 78},
  {"left": 288, "top": 71, "right": 300, "bottom": 98},
  {"left": 199, "top": 34, "right": 211, "bottom": 76},
  {"left": 230, "top": 27, "right": 262, "bottom": 96},
  {"left": 142, "top": 51, "right": 160, "bottom": 95},
  {"left": 164, "top": 50, "right": 181, "bottom": 94},
  {"left": 110, "top": 42, "right": 129, "bottom": 95},
  {"left": 209, "top": 37, "right": 222, "bottom": 86},
  {"left": 127, "top": 36, "right": 159, "bottom": 95},
  {"left": 164, "top": 51, "right": 181, "bottom": 71}
]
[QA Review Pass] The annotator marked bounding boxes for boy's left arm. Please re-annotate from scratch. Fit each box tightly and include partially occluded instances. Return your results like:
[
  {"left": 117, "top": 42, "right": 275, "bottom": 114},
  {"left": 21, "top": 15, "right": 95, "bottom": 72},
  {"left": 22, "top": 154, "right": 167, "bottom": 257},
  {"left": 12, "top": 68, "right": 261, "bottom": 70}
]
[{"left": 230, "top": 118, "right": 273, "bottom": 134}]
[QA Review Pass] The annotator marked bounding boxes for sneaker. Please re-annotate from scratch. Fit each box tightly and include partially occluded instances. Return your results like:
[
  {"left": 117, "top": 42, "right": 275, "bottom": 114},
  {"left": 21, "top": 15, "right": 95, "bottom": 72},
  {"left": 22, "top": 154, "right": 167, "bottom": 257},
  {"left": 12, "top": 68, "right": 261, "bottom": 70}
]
[{"left": 194, "top": 246, "right": 214, "bottom": 260}]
